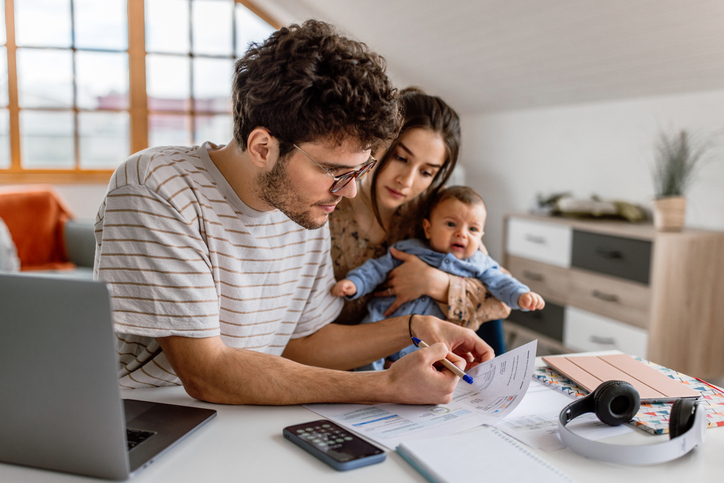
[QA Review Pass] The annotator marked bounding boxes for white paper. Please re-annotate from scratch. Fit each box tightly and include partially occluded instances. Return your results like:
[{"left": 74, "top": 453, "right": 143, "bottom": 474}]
[
  {"left": 304, "top": 340, "right": 537, "bottom": 450},
  {"left": 495, "top": 379, "right": 634, "bottom": 451},
  {"left": 397, "top": 425, "right": 576, "bottom": 483}
]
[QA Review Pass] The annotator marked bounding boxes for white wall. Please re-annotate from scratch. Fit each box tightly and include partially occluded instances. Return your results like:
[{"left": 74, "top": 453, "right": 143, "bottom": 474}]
[
  {"left": 53, "top": 184, "right": 109, "bottom": 221},
  {"left": 460, "top": 89, "right": 724, "bottom": 261}
]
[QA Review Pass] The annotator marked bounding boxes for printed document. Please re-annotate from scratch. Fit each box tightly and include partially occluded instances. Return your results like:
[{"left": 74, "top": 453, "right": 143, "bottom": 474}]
[{"left": 305, "top": 340, "right": 537, "bottom": 449}]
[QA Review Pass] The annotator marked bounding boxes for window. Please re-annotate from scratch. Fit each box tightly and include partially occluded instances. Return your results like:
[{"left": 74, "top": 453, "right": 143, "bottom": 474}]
[
  {"left": 0, "top": 0, "right": 277, "bottom": 183},
  {"left": 1, "top": 0, "right": 11, "bottom": 169}
]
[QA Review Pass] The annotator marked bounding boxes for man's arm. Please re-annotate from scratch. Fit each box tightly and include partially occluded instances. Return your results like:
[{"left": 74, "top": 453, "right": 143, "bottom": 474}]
[
  {"left": 157, "top": 332, "right": 474, "bottom": 406},
  {"left": 282, "top": 314, "right": 493, "bottom": 370}
]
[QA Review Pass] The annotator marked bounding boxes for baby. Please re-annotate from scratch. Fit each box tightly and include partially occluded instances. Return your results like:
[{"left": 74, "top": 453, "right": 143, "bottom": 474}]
[{"left": 332, "top": 185, "right": 544, "bottom": 370}]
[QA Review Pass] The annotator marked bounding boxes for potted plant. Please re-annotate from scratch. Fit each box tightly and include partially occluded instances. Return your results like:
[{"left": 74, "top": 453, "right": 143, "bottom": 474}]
[{"left": 651, "top": 129, "right": 709, "bottom": 231}]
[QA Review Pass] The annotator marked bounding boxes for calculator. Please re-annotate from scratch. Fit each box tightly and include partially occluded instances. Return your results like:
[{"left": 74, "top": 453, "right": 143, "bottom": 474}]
[{"left": 282, "top": 419, "right": 386, "bottom": 471}]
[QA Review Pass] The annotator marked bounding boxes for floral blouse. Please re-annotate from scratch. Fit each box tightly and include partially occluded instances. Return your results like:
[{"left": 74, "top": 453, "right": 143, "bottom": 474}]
[{"left": 328, "top": 198, "right": 510, "bottom": 330}]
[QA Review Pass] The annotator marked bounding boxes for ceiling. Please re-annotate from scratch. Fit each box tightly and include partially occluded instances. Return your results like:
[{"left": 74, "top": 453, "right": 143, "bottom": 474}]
[{"left": 263, "top": 0, "right": 724, "bottom": 115}]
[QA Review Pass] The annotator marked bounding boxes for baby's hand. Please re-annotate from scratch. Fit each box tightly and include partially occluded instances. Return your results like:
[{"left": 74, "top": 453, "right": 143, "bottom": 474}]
[
  {"left": 332, "top": 279, "right": 358, "bottom": 297},
  {"left": 519, "top": 292, "right": 545, "bottom": 311}
]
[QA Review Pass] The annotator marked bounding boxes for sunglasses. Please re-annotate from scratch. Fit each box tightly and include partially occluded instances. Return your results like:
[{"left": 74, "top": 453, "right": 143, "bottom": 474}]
[{"left": 293, "top": 144, "right": 377, "bottom": 194}]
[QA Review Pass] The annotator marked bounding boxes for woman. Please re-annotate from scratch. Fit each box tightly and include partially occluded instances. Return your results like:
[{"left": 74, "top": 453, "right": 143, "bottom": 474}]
[{"left": 329, "top": 88, "right": 510, "bottom": 352}]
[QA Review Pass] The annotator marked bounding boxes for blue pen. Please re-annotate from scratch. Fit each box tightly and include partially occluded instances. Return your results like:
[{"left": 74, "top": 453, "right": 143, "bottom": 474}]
[{"left": 411, "top": 336, "right": 474, "bottom": 384}]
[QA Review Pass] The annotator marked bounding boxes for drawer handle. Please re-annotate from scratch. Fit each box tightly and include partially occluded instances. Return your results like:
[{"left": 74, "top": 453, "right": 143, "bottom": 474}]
[
  {"left": 522, "top": 270, "right": 545, "bottom": 282},
  {"left": 594, "top": 247, "right": 623, "bottom": 260},
  {"left": 592, "top": 290, "right": 619, "bottom": 303},
  {"left": 590, "top": 335, "right": 616, "bottom": 345},
  {"left": 525, "top": 234, "right": 546, "bottom": 244}
]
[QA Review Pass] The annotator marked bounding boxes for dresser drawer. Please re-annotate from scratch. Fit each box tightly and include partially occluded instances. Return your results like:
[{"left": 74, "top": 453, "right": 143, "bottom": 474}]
[
  {"left": 563, "top": 306, "right": 648, "bottom": 357},
  {"left": 571, "top": 230, "right": 652, "bottom": 284},
  {"left": 507, "top": 301, "right": 565, "bottom": 342},
  {"left": 568, "top": 268, "right": 650, "bottom": 329},
  {"left": 506, "top": 218, "right": 572, "bottom": 268},
  {"left": 506, "top": 255, "right": 570, "bottom": 305}
]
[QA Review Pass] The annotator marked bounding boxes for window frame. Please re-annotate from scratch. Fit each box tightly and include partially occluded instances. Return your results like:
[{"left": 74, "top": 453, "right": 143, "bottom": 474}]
[{"left": 0, "top": 0, "right": 279, "bottom": 184}]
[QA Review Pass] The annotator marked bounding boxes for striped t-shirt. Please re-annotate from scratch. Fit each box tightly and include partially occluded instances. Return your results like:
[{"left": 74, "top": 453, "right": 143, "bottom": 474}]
[{"left": 94, "top": 142, "right": 343, "bottom": 388}]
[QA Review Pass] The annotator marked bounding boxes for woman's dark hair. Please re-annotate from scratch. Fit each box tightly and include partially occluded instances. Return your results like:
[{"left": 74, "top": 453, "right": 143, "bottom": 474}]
[
  {"left": 369, "top": 87, "right": 461, "bottom": 229},
  {"left": 232, "top": 19, "right": 401, "bottom": 158}
]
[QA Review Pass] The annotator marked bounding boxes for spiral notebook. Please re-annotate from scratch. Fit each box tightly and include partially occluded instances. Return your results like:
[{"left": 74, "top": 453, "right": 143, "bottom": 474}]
[{"left": 396, "top": 425, "right": 576, "bottom": 483}]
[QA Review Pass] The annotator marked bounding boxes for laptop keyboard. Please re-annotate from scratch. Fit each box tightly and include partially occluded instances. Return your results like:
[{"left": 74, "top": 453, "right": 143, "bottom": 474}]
[{"left": 126, "top": 428, "right": 156, "bottom": 451}]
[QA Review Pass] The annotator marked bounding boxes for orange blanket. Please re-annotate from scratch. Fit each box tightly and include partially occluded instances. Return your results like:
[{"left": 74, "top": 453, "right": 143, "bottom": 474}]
[{"left": 0, "top": 186, "right": 75, "bottom": 271}]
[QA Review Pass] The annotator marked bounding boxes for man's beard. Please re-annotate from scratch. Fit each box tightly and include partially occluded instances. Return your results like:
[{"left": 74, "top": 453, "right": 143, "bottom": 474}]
[{"left": 256, "top": 159, "right": 339, "bottom": 230}]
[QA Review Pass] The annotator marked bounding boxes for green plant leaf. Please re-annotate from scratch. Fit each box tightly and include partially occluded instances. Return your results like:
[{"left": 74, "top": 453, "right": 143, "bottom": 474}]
[{"left": 652, "top": 130, "right": 710, "bottom": 198}]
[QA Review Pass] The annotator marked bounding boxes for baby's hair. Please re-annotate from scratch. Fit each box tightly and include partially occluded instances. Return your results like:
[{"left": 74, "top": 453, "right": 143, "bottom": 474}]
[{"left": 425, "top": 186, "right": 486, "bottom": 219}]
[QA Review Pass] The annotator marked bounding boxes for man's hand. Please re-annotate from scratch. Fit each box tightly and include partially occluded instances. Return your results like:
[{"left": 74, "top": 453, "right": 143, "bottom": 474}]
[
  {"left": 518, "top": 292, "right": 545, "bottom": 311},
  {"left": 384, "top": 342, "right": 464, "bottom": 404}
]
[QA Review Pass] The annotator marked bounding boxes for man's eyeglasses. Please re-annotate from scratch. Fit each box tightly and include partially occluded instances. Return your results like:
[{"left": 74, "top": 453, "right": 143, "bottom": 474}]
[{"left": 293, "top": 144, "right": 377, "bottom": 194}]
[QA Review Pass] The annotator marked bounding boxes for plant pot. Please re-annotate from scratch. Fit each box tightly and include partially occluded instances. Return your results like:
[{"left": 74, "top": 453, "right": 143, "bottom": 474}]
[{"left": 652, "top": 196, "right": 686, "bottom": 232}]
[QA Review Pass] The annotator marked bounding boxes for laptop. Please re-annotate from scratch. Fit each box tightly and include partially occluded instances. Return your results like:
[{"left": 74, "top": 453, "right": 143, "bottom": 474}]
[{"left": 0, "top": 273, "right": 217, "bottom": 480}]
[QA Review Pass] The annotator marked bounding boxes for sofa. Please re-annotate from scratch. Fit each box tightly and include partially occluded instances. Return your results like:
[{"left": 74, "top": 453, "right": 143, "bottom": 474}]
[{"left": 0, "top": 186, "right": 95, "bottom": 278}]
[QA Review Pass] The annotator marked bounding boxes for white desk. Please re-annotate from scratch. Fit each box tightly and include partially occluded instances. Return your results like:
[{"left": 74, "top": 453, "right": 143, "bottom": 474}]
[{"left": 3, "top": 356, "right": 724, "bottom": 482}]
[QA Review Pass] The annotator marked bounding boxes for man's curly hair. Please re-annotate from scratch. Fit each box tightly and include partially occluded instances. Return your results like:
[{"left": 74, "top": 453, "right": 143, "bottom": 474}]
[{"left": 232, "top": 19, "right": 401, "bottom": 157}]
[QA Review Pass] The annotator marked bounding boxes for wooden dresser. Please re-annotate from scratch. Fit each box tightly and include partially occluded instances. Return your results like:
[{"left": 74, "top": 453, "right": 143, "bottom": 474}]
[{"left": 502, "top": 213, "right": 724, "bottom": 379}]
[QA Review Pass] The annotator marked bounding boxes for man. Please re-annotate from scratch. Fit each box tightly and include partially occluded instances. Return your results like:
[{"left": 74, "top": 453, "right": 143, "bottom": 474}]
[{"left": 95, "top": 19, "right": 493, "bottom": 405}]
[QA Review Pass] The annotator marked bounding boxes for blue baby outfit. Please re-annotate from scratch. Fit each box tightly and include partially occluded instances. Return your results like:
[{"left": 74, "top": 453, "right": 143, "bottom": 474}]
[{"left": 345, "top": 238, "right": 530, "bottom": 370}]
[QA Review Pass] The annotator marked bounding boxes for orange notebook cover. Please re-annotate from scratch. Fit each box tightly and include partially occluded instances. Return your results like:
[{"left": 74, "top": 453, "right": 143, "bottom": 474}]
[{"left": 542, "top": 354, "right": 700, "bottom": 402}]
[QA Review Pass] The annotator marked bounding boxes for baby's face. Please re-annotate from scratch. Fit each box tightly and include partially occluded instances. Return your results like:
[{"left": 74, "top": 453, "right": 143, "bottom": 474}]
[{"left": 423, "top": 198, "right": 486, "bottom": 260}]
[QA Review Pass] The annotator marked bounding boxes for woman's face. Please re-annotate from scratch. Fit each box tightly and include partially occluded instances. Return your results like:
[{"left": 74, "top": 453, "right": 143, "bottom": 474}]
[{"left": 373, "top": 127, "right": 447, "bottom": 212}]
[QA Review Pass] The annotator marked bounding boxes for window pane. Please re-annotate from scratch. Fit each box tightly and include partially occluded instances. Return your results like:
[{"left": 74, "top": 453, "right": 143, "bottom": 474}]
[
  {"left": 20, "top": 111, "right": 75, "bottom": 169},
  {"left": 192, "top": 0, "right": 233, "bottom": 56},
  {"left": 235, "top": 3, "right": 275, "bottom": 57},
  {"left": 147, "top": 54, "right": 190, "bottom": 111},
  {"left": 0, "top": 110, "right": 9, "bottom": 168},
  {"left": 195, "top": 114, "right": 231, "bottom": 145},
  {"left": 0, "top": 0, "right": 6, "bottom": 45},
  {"left": 79, "top": 112, "right": 129, "bottom": 169},
  {"left": 0, "top": 47, "right": 7, "bottom": 107},
  {"left": 76, "top": 51, "right": 129, "bottom": 110},
  {"left": 193, "top": 57, "right": 232, "bottom": 113},
  {"left": 149, "top": 114, "right": 191, "bottom": 147},
  {"left": 15, "top": 0, "right": 72, "bottom": 48},
  {"left": 17, "top": 49, "right": 73, "bottom": 108},
  {"left": 74, "top": 0, "right": 127, "bottom": 50},
  {"left": 146, "top": 0, "right": 189, "bottom": 54}
]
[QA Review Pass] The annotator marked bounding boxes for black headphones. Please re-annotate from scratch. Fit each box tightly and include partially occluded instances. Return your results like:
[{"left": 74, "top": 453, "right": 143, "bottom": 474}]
[{"left": 558, "top": 380, "right": 706, "bottom": 465}]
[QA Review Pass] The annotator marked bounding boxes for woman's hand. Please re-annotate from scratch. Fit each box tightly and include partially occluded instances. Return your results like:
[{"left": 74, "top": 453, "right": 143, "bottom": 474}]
[{"left": 374, "top": 247, "right": 450, "bottom": 316}]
